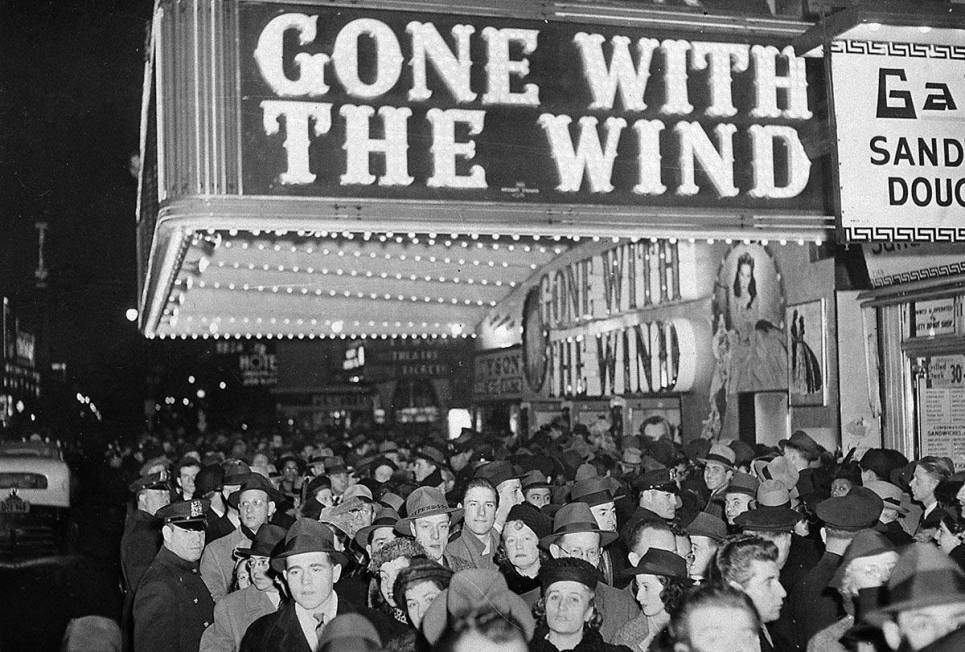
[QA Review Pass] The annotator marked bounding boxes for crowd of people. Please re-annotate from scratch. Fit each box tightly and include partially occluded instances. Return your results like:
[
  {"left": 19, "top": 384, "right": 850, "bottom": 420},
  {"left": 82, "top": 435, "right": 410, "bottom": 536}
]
[{"left": 103, "top": 419, "right": 965, "bottom": 652}]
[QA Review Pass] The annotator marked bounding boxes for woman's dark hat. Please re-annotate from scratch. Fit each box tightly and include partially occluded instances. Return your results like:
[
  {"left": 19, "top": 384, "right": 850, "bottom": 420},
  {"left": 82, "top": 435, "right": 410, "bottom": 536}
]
[
  {"left": 540, "top": 557, "right": 599, "bottom": 592},
  {"left": 539, "top": 502, "right": 619, "bottom": 548},
  {"left": 236, "top": 523, "right": 287, "bottom": 558},
  {"left": 270, "top": 518, "right": 347, "bottom": 573},
  {"left": 504, "top": 502, "right": 552, "bottom": 540},
  {"left": 392, "top": 558, "right": 453, "bottom": 614},
  {"left": 624, "top": 548, "right": 690, "bottom": 580}
]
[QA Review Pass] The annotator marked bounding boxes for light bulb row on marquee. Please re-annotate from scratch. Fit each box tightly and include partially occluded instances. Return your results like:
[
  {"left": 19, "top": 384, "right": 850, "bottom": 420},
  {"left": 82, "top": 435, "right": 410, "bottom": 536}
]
[
  {"left": 178, "top": 280, "right": 499, "bottom": 307},
  {"left": 149, "top": 331, "right": 477, "bottom": 340},
  {"left": 208, "top": 259, "right": 525, "bottom": 281},
  {"left": 190, "top": 229, "right": 822, "bottom": 249}
]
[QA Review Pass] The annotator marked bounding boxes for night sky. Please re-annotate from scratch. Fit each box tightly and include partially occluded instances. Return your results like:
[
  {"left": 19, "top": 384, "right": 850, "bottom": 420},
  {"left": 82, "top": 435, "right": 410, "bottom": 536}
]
[{"left": 1, "top": 1, "right": 157, "bottom": 426}]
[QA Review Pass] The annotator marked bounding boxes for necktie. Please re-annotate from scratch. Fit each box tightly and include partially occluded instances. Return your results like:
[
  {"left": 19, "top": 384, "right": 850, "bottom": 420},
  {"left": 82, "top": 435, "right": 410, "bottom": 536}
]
[{"left": 313, "top": 611, "right": 326, "bottom": 637}]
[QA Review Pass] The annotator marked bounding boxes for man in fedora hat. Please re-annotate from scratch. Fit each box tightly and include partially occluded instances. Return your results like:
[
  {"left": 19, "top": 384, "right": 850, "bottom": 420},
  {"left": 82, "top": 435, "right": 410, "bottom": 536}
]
[
  {"left": 866, "top": 544, "right": 965, "bottom": 651},
  {"left": 866, "top": 479, "right": 915, "bottom": 547},
  {"left": 724, "top": 472, "right": 759, "bottom": 528},
  {"left": 394, "top": 486, "right": 463, "bottom": 567},
  {"left": 240, "top": 519, "right": 400, "bottom": 652},
  {"left": 570, "top": 473, "right": 628, "bottom": 587},
  {"left": 133, "top": 500, "right": 215, "bottom": 652},
  {"left": 199, "top": 523, "right": 286, "bottom": 652},
  {"left": 354, "top": 505, "right": 399, "bottom": 559},
  {"left": 780, "top": 430, "right": 831, "bottom": 501},
  {"left": 541, "top": 502, "right": 640, "bottom": 643},
  {"left": 698, "top": 444, "right": 736, "bottom": 520},
  {"left": 202, "top": 473, "right": 283, "bottom": 603}
]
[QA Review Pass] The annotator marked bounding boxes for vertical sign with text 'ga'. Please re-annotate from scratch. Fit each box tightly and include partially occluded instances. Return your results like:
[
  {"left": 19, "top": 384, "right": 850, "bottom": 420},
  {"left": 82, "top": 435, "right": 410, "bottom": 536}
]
[{"left": 831, "top": 39, "right": 965, "bottom": 243}]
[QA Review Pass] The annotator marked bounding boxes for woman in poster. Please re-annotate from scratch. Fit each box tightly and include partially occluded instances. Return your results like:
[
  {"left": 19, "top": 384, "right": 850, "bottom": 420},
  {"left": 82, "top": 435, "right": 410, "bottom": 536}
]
[
  {"left": 724, "top": 252, "right": 787, "bottom": 395},
  {"left": 790, "top": 308, "right": 823, "bottom": 395}
]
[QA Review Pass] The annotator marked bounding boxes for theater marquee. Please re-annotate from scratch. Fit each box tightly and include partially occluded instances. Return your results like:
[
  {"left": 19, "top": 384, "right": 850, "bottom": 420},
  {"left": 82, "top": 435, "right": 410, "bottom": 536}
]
[{"left": 239, "top": 2, "right": 824, "bottom": 210}]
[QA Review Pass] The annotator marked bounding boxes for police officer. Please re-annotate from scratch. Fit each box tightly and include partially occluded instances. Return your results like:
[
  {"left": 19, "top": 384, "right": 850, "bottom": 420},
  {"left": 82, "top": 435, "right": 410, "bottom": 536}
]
[
  {"left": 133, "top": 499, "right": 215, "bottom": 652},
  {"left": 120, "top": 471, "right": 171, "bottom": 651}
]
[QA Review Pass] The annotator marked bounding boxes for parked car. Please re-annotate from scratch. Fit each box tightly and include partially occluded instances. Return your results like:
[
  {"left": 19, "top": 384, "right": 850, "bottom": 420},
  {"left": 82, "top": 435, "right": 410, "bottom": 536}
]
[{"left": 0, "top": 439, "right": 73, "bottom": 557}]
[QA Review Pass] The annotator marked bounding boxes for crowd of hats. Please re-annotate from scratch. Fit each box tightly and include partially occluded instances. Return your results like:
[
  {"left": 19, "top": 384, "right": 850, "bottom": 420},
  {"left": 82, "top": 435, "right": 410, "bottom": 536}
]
[{"left": 115, "top": 420, "right": 965, "bottom": 651}]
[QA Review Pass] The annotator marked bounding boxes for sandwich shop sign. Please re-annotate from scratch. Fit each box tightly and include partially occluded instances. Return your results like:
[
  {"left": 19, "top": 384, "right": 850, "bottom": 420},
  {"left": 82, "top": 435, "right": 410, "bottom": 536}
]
[{"left": 239, "top": 2, "right": 824, "bottom": 210}]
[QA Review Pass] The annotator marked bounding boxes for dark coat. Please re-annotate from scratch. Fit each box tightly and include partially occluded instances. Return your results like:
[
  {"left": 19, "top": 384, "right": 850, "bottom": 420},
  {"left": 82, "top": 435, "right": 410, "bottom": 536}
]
[
  {"left": 120, "top": 509, "right": 162, "bottom": 593},
  {"left": 787, "top": 550, "right": 844, "bottom": 649},
  {"left": 133, "top": 546, "right": 215, "bottom": 652},
  {"left": 875, "top": 519, "right": 915, "bottom": 548},
  {"left": 239, "top": 594, "right": 405, "bottom": 652},
  {"left": 529, "top": 626, "right": 632, "bottom": 652},
  {"left": 204, "top": 510, "right": 235, "bottom": 546},
  {"left": 120, "top": 509, "right": 163, "bottom": 652}
]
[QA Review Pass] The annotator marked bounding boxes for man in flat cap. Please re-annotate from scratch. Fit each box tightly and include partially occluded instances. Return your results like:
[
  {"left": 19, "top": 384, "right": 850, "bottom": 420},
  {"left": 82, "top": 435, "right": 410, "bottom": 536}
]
[
  {"left": 635, "top": 467, "right": 680, "bottom": 523},
  {"left": 787, "top": 486, "right": 883, "bottom": 648},
  {"left": 201, "top": 473, "right": 281, "bottom": 602},
  {"left": 133, "top": 499, "right": 215, "bottom": 652}
]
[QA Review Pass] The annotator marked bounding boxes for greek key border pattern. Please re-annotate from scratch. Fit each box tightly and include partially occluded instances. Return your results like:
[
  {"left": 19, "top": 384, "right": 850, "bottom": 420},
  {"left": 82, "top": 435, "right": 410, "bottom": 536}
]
[
  {"left": 830, "top": 40, "right": 965, "bottom": 60},
  {"left": 871, "top": 261, "right": 965, "bottom": 287},
  {"left": 846, "top": 226, "right": 965, "bottom": 243}
]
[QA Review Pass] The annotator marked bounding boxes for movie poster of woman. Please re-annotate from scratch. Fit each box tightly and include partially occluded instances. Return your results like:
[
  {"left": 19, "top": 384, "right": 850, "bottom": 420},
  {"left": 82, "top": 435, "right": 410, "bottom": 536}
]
[{"left": 703, "top": 245, "right": 788, "bottom": 438}]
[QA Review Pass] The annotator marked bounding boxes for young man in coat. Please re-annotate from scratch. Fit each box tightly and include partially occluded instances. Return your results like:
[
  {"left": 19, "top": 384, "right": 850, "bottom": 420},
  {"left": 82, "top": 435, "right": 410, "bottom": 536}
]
[
  {"left": 132, "top": 499, "right": 215, "bottom": 652},
  {"left": 239, "top": 519, "right": 403, "bottom": 652},
  {"left": 199, "top": 523, "right": 285, "bottom": 652}
]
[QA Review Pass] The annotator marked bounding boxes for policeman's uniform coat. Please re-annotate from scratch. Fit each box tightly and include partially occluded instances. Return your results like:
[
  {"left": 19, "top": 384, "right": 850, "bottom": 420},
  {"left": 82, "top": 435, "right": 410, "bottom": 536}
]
[
  {"left": 133, "top": 546, "right": 215, "bottom": 652},
  {"left": 199, "top": 584, "right": 278, "bottom": 652}
]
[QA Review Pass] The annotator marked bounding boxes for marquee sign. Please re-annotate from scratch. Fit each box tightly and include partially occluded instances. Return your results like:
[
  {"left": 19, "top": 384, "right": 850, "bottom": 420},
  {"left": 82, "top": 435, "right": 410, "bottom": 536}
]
[
  {"left": 238, "top": 2, "right": 824, "bottom": 210},
  {"left": 831, "top": 38, "right": 965, "bottom": 242}
]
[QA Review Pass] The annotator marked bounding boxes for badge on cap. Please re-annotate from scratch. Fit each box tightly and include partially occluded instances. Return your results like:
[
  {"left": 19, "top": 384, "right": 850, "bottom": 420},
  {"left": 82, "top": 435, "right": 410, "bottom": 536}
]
[{"left": 190, "top": 500, "right": 204, "bottom": 518}]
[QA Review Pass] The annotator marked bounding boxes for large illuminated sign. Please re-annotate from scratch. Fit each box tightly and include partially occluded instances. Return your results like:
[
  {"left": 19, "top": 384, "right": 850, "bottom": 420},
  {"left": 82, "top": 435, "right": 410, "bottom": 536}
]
[{"left": 239, "top": 2, "right": 824, "bottom": 211}]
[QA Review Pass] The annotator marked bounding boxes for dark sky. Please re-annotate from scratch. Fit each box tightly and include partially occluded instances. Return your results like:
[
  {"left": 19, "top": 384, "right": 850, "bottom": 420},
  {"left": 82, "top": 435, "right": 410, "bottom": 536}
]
[{"left": 0, "top": 0, "right": 157, "bottom": 424}]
